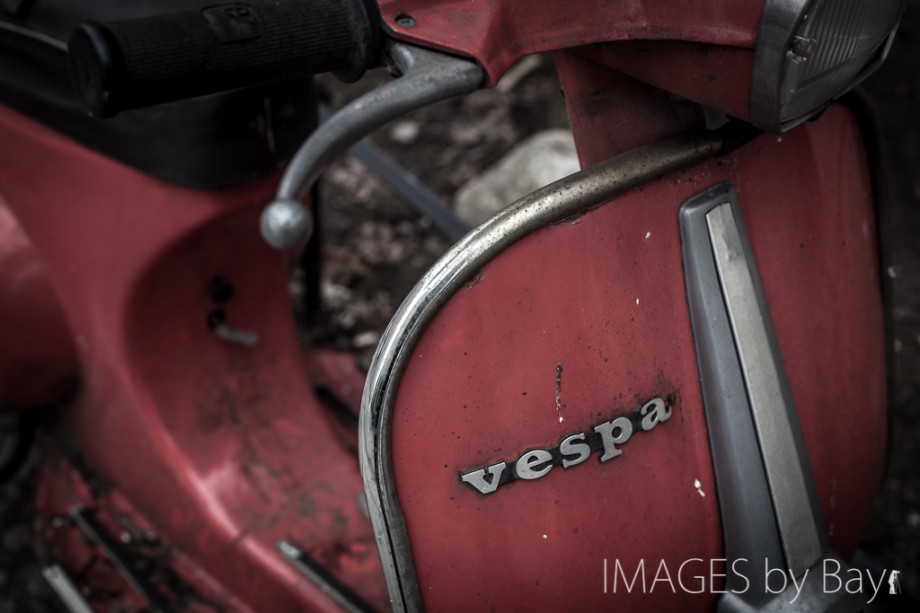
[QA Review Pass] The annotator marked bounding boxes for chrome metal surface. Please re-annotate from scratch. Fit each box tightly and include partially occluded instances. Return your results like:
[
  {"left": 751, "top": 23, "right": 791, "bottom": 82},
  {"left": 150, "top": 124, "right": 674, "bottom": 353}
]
[
  {"left": 559, "top": 433, "right": 590, "bottom": 468},
  {"left": 681, "top": 183, "right": 786, "bottom": 606},
  {"left": 457, "top": 397, "right": 671, "bottom": 496},
  {"left": 514, "top": 450, "right": 553, "bottom": 480},
  {"left": 0, "top": 20, "right": 67, "bottom": 51},
  {"left": 638, "top": 397, "right": 672, "bottom": 430},
  {"left": 212, "top": 322, "right": 260, "bottom": 347},
  {"left": 706, "top": 201, "right": 823, "bottom": 575},
  {"left": 259, "top": 198, "right": 313, "bottom": 251},
  {"left": 70, "top": 505, "right": 171, "bottom": 613},
  {"left": 593, "top": 417, "right": 633, "bottom": 462},
  {"left": 42, "top": 565, "right": 94, "bottom": 613},
  {"left": 276, "top": 540, "right": 372, "bottom": 613},
  {"left": 359, "top": 131, "right": 726, "bottom": 611},
  {"left": 261, "top": 43, "right": 484, "bottom": 250}
]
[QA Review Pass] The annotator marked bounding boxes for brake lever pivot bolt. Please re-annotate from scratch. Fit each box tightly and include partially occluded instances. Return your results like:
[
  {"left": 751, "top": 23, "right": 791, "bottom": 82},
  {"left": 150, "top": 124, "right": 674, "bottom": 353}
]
[{"left": 395, "top": 14, "right": 416, "bottom": 28}]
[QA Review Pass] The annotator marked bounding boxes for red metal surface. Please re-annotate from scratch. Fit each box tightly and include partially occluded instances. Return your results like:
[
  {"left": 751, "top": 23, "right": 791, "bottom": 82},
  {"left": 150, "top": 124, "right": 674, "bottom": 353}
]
[
  {"left": 553, "top": 49, "right": 704, "bottom": 165},
  {"left": 377, "top": 0, "right": 765, "bottom": 85},
  {"left": 0, "top": 104, "right": 386, "bottom": 611},
  {"left": 578, "top": 41, "right": 755, "bottom": 123},
  {"left": 0, "top": 198, "right": 78, "bottom": 413},
  {"left": 388, "top": 105, "right": 884, "bottom": 610}
]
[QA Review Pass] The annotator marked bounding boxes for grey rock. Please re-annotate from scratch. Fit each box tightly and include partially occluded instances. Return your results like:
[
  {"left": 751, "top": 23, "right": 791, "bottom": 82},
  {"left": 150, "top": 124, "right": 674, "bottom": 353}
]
[{"left": 454, "top": 129, "right": 580, "bottom": 226}]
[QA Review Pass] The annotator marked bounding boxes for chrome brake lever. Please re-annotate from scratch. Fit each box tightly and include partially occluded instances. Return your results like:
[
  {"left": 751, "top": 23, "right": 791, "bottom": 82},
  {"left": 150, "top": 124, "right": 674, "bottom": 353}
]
[{"left": 260, "top": 42, "right": 485, "bottom": 250}]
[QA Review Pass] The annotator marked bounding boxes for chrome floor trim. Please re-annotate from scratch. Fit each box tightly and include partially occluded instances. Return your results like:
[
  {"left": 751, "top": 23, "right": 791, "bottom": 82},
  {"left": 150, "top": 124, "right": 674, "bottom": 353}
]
[
  {"left": 42, "top": 565, "right": 94, "bottom": 613},
  {"left": 360, "top": 131, "right": 726, "bottom": 612},
  {"left": 277, "top": 540, "right": 374, "bottom": 613},
  {"left": 70, "top": 505, "right": 172, "bottom": 613}
]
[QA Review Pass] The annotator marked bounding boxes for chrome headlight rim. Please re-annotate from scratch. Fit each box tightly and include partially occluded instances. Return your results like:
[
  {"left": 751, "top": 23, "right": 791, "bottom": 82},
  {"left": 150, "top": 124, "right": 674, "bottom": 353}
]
[{"left": 750, "top": 0, "right": 904, "bottom": 133}]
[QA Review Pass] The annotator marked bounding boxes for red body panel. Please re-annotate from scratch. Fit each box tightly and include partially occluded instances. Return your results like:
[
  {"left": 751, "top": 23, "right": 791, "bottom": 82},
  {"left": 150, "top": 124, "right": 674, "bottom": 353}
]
[
  {"left": 379, "top": 0, "right": 764, "bottom": 85},
  {"left": 0, "top": 105, "right": 387, "bottom": 611},
  {"left": 388, "top": 106, "right": 885, "bottom": 610},
  {"left": 578, "top": 42, "right": 755, "bottom": 123},
  {"left": 0, "top": 199, "right": 77, "bottom": 413},
  {"left": 553, "top": 49, "right": 703, "bottom": 164}
]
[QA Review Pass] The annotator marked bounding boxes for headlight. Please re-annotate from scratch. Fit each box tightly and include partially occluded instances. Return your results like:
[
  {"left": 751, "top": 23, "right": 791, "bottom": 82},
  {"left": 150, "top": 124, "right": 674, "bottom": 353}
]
[{"left": 750, "top": 0, "right": 904, "bottom": 132}]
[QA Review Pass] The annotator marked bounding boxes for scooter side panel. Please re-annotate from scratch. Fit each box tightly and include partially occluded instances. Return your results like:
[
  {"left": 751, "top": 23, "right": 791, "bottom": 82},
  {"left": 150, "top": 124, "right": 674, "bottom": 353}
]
[
  {"left": 385, "top": 106, "right": 884, "bottom": 610},
  {"left": 0, "top": 104, "right": 388, "bottom": 612},
  {"left": 0, "top": 198, "right": 77, "bottom": 413}
]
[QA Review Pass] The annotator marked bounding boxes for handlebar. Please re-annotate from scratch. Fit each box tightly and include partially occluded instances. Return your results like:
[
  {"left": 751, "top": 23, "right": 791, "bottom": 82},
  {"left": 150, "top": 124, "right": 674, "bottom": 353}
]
[{"left": 68, "top": 0, "right": 380, "bottom": 117}]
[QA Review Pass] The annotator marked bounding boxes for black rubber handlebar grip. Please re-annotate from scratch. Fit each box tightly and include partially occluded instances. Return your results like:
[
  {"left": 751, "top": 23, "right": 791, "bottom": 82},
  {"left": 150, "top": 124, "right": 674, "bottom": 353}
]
[{"left": 68, "top": 0, "right": 379, "bottom": 117}]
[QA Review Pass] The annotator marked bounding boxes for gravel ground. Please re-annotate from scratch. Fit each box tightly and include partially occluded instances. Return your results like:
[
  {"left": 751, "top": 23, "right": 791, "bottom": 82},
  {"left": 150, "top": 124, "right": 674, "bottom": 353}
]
[
  {"left": 2, "top": 6, "right": 919, "bottom": 610},
  {"left": 0, "top": 446, "right": 63, "bottom": 612}
]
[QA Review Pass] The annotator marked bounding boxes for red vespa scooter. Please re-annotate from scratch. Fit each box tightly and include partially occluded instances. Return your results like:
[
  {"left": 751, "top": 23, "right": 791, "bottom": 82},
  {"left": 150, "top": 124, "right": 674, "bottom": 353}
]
[{"left": 0, "top": 0, "right": 905, "bottom": 611}]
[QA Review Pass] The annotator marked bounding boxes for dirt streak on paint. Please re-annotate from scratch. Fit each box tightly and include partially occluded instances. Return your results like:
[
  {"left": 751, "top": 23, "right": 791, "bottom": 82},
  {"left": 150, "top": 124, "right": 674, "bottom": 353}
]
[{"left": 555, "top": 360, "right": 564, "bottom": 423}]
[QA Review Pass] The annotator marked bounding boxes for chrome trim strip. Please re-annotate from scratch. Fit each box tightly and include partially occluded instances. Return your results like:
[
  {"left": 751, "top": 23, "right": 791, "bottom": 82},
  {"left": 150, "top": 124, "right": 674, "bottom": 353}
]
[
  {"left": 42, "top": 565, "right": 94, "bottom": 613},
  {"left": 277, "top": 540, "right": 372, "bottom": 613},
  {"left": 360, "top": 131, "right": 726, "bottom": 611},
  {"left": 0, "top": 20, "right": 67, "bottom": 52},
  {"left": 705, "top": 200, "right": 823, "bottom": 576},
  {"left": 70, "top": 505, "right": 172, "bottom": 613}
]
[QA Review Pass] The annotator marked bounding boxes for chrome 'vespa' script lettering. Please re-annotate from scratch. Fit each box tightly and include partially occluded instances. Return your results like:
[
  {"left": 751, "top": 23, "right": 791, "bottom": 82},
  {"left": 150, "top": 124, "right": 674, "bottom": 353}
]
[{"left": 459, "top": 397, "right": 672, "bottom": 495}]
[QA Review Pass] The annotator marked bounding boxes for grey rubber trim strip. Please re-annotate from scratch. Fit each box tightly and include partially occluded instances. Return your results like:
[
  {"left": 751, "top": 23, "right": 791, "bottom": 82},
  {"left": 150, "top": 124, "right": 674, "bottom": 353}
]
[
  {"left": 705, "top": 199, "right": 823, "bottom": 575},
  {"left": 680, "top": 183, "right": 787, "bottom": 605},
  {"left": 680, "top": 183, "right": 865, "bottom": 612},
  {"left": 360, "top": 131, "right": 726, "bottom": 612}
]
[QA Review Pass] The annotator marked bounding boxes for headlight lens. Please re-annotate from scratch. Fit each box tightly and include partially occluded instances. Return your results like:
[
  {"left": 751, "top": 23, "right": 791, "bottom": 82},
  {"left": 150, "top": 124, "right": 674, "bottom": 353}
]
[{"left": 750, "top": 0, "right": 904, "bottom": 132}]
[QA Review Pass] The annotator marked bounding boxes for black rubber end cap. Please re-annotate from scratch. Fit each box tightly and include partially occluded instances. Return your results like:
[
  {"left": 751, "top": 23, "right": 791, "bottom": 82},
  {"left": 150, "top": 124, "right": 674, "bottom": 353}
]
[{"left": 67, "top": 23, "right": 122, "bottom": 118}]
